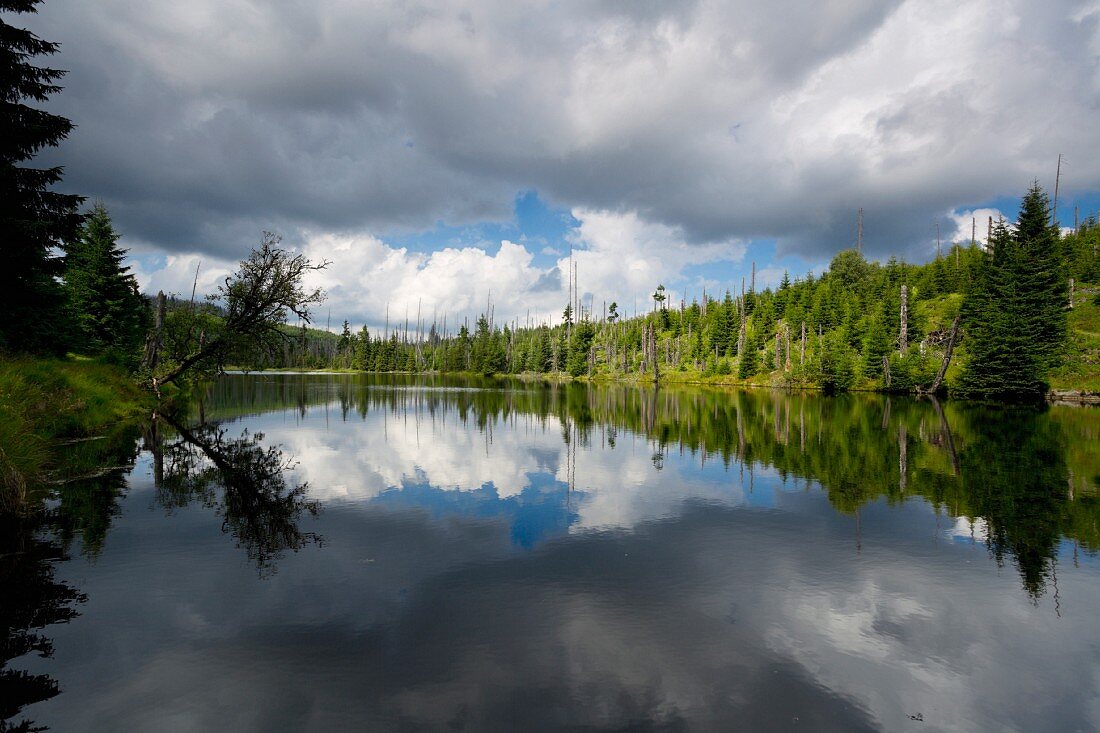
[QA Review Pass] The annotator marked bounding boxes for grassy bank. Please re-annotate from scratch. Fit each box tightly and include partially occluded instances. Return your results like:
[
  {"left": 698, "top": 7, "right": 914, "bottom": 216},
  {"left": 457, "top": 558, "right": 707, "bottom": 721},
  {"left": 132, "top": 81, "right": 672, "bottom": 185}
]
[
  {"left": 1049, "top": 288, "right": 1100, "bottom": 393},
  {"left": 0, "top": 357, "right": 152, "bottom": 502}
]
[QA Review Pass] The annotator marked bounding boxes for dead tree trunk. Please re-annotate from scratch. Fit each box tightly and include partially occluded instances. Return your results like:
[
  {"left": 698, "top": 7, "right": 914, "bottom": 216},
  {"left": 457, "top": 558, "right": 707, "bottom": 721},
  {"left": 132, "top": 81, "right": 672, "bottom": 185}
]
[
  {"left": 142, "top": 292, "right": 168, "bottom": 394},
  {"left": 931, "top": 395, "right": 960, "bottom": 476},
  {"left": 899, "top": 285, "right": 908, "bottom": 356},
  {"left": 785, "top": 326, "right": 792, "bottom": 371},
  {"left": 927, "top": 315, "right": 961, "bottom": 394},
  {"left": 143, "top": 291, "right": 166, "bottom": 370},
  {"left": 651, "top": 324, "right": 661, "bottom": 384}
]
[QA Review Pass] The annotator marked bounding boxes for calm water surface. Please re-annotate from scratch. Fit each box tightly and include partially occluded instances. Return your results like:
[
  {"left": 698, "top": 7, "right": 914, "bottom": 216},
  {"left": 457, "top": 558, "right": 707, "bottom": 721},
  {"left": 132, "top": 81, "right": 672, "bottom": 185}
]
[{"left": 5, "top": 374, "right": 1100, "bottom": 732}]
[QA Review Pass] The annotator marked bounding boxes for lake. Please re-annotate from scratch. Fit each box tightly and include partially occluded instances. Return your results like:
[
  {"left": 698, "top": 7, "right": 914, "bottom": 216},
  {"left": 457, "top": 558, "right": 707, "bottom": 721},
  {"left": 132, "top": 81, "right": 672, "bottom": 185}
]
[{"left": 5, "top": 373, "right": 1100, "bottom": 732}]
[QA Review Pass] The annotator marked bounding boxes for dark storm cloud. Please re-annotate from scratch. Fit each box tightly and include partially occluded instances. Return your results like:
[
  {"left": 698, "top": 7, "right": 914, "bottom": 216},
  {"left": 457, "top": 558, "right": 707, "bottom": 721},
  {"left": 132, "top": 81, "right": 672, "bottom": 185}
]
[{"left": 17, "top": 0, "right": 1100, "bottom": 261}]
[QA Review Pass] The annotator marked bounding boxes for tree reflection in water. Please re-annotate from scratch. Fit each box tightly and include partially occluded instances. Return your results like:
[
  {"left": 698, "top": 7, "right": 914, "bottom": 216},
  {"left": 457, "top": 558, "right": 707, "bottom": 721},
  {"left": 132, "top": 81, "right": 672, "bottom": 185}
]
[
  {"left": 0, "top": 412, "right": 318, "bottom": 731},
  {"left": 0, "top": 514, "right": 85, "bottom": 733},
  {"left": 151, "top": 415, "right": 321, "bottom": 575},
  {"left": 202, "top": 374, "right": 1100, "bottom": 601}
]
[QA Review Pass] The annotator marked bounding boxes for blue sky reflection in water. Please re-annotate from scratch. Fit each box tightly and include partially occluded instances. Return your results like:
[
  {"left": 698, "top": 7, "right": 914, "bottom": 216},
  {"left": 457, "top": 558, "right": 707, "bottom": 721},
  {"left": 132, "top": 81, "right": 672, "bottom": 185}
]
[{"left": 11, "top": 374, "right": 1100, "bottom": 732}]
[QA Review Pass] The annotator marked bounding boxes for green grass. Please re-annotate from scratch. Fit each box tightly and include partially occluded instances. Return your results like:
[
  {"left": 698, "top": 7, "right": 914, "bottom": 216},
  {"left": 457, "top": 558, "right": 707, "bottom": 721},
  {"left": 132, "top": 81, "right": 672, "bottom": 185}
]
[
  {"left": 0, "top": 357, "right": 152, "bottom": 504},
  {"left": 1049, "top": 284, "right": 1100, "bottom": 393}
]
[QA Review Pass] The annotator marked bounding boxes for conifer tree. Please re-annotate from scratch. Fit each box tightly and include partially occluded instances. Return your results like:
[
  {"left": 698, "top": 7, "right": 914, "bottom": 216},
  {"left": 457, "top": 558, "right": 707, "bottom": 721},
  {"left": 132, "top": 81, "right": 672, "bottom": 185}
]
[
  {"left": 63, "top": 202, "right": 145, "bottom": 357},
  {"left": 525, "top": 327, "right": 550, "bottom": 372},
  {"left": 470, "top": 315, "right": 503, "bottom": 375},
  {"left": 737, "top": 327, "right": 758, "bottom": 378},
  {"left": 337, "top": 320, "right": 351, "bottom": 352},
  {"left": 1014, "top": 183, "right": 1067, "bottom": 372},
  {"left": 959, "top": 184, "right": 1067, "bottom": 399},
  {"left": 1, "top": 0, "right": 85, "bottom": 353},
  {"left": 566, "top": 318, "right": 595, "bottom": 377},
  {"left": 354, "top": 325, "right": 371, "bottom": 369},
  {"left": 859, "top": 316, "right": 886, "bottom": 378},
  {"left": 710, "top": 291, "right": 733, "bottom": 355}
]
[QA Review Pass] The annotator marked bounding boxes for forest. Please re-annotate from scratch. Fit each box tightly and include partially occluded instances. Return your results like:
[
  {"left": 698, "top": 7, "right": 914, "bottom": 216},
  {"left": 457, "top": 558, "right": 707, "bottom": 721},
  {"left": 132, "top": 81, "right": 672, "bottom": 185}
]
[
  {"left": 227, "top": 187, "right": 1100, "bottom": 401},
  {"left": 2, "top": 0, "right": 1098, "bottom": 406}
]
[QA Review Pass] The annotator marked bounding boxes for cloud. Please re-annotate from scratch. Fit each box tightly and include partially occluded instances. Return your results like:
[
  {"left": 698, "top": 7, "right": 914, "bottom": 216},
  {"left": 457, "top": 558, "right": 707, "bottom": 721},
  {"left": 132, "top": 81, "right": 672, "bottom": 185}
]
[
  {"left": 18, "top": 0, "right": 1100, "bottom": 272},
  {"left": 129, "top": 253, "right": 235, "bottom": 297},
  {"left": 947, "top": 207, "right": 1007, "bottom": 248},
  {"left": 296, "top": 209, "right": 744, "bottom": 328}
]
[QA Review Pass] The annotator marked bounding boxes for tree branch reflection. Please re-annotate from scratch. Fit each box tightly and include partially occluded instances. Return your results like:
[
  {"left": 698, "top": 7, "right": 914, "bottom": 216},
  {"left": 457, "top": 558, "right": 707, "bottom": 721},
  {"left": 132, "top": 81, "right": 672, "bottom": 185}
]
[{"left": 152, "top": 414, "right": 322, "bottom": 575}]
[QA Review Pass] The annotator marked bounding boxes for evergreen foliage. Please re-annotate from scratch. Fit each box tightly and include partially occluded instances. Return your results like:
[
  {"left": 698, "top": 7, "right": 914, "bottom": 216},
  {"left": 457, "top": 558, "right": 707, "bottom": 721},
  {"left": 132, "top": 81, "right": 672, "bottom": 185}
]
[
  {"left": 737, "top": 328, "right": 759, "bottom": 378},
  {"left": 959, "top": 185, "right": 1069, "bottom": 399},
  {"left": 0, "top": 0, "right": 84, "bottom": 354},
  {"left": 203, "top": 187, "right": 1093, "bottom": 397},
  {"left": 62, "top": 203, "right": 145, "bottom": 360},
  {"left": 566, "top": 319, "right": 596, "bottom": 377},
  {"left": 470, "top": 315, "right": 505, "bottom": 375}
]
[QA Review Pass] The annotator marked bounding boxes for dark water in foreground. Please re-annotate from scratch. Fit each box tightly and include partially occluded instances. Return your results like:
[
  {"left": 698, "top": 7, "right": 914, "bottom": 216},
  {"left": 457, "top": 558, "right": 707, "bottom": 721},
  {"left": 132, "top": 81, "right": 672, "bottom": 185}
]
[{"left": 5, "top": 374, "right": 1100, "bottom": 732}]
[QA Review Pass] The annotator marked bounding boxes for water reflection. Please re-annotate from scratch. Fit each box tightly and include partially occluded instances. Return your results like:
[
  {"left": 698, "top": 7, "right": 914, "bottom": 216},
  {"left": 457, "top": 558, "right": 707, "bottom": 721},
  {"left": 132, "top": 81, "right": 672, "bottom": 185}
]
[
  {"left": 202, "top": 374, "right": 1100, "bottom": 601},
  {"left": 2, "top": 410, "right": 317, "bottom": 732},
  {"left": 1, "top": 424, "right": 143, "bottom": 733},
  {"left": 0, "top": 514, "right": 85, "bottom": 733},
  {"left": 149, "top": 415, "right": 321, "bottom": 575},
  {"left": 7, "top": 375, "right": 1100, "bottom": 732}
]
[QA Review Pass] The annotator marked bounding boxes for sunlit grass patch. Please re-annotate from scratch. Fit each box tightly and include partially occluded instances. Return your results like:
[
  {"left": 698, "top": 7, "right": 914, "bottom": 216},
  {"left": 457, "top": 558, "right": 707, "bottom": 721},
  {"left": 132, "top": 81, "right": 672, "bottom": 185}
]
[{"left": 0, "top": 358, "right": 151, "bottom": 502}]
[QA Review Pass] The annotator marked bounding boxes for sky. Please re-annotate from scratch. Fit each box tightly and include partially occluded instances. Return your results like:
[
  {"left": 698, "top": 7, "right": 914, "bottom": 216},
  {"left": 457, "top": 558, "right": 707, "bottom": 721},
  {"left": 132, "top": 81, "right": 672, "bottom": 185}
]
[{"left": 14, "top": 0, "right": 1100, "bottom": 331}]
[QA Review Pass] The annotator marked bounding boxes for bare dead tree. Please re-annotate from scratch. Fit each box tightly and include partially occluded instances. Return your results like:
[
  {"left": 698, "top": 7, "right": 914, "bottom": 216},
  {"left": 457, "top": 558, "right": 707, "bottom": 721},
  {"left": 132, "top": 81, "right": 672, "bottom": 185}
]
[
  {"left": 152, "top": 232, "right": 328, "bottom": 390},
  {"left": 899, "top": 285, "right": 908, "bottom": 356},
  {"left": 925, "top": 315, "right": 961, "bottom": 395}
]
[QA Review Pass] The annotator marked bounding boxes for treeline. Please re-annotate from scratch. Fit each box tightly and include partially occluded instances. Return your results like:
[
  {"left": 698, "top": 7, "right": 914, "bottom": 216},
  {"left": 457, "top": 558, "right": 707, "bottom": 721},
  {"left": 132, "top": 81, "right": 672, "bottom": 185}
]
[{"left": 258, "top": 186, "right": 1098, "bottom": 398}]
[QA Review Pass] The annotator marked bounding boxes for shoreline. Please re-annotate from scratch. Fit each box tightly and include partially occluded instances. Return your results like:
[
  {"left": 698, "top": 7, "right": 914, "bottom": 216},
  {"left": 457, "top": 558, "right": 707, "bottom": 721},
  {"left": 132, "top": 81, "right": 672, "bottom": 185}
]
[{"left": 222, "top": 367, "right": 1100, "bottom": 405}]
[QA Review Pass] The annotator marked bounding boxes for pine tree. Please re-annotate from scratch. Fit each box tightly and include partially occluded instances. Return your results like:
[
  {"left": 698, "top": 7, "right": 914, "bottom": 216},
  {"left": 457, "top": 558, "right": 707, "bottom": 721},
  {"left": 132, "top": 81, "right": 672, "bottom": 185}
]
[
  {"left": 525, "top": 327, "right": 550, "bottom": 372},
  {"left": 1, "top": 0, "right": 85, "bottom": 353},
  {"left": 860, "top": 312, "right": 890, "bottom": 378},
  {"left": 710, "top": 291, "right": 733, "bottom": 356},
  {"left": 566, "top": 318, "right": 595, "bottom": 377},
  {"left": 737, "top": 327, "right": 758, "bottom": 378},
  {"left": 353, "top": 325, "right": 371, "bottom": 369},
  {"left": 1014, "top": 183, "right": 1067, "bottom": 373},
  {"left": 470, "top": 315, "right": 503, "bottom": 375},
  {"left": 959, "top": 185, "right": 1069, "bottom": 398},
  {"left": 817, "top": 330, "right": 855, "bottom": 392},
  {"left": 337, "top": 320, "right": 351, "bottom": 352},
  {"left": 63, "top": 202, "right": 145, "bottom": 357}
]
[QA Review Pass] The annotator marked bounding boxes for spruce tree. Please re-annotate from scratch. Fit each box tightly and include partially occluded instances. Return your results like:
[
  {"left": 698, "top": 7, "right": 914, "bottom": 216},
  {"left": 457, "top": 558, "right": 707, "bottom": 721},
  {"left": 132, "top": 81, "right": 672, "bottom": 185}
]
[
  {"left": 337, "top": 320, "right": 351, "bottom": 352},
  {"left": 1, "top": 0, "right": 84, "bottom": 353},
  {"left": 470, "top": 315, "right": 503, "bottom": 375},
  {"left": 860, "top": 312, "right": 890, "bottom": 378},
  {"left": 525, "top": 327, "right": 549, "bottom": 373},
  {"left": 354, "top": 325, "right": 371, "bottom": 369},
  {"left": 63, "top": 202, "right": 145, "bottom": 357},
  {"left": 566, "top": 319, "right": 595, "bottom": 377},
  {"left": 958, "top": 187, "right": 1066, "bottom": 400},
  {"left": 1013, "top": 183, "right": 1067, "bottom": 373},
  {"left": 710, "top": 291, "right": 733, "bottom": 355},
  {"left": 737, "top": 327, "right": 758, "bottom": 378}
]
